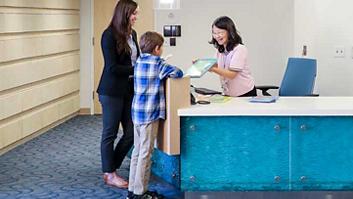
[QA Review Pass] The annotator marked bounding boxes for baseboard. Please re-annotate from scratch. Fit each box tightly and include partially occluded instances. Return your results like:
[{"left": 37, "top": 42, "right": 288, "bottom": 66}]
[
  {"left": 0, "top": 113, "right": 78, "bottom": 156},
  {"left": 79, "top": 108, "right": 91, "bottom": 115}
]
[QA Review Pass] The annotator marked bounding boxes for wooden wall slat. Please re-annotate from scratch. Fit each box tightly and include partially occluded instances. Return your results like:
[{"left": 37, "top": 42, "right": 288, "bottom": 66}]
[
  {"left": 0, "top": 120, "right": 22, "bottom": 149},
  {"left": 58, "top": 94, "right": 80, "bottom": 118},
  {"left": 0, "top": 0, "right": 80, "bottom": 10},
  {"left": 0, "top": 12, "right": 79, "bottom": 33},
  {"left": 0, "top": 0, "right": 80, "bottom": 151},
  {"left": 0, "top": 72, "right": 79, "bottom": 120},
  {"left": 0, "top": 33, "right": 79, "bottom": 63},
  {"left": 0, "top": 94, "right": 22, "bottom": 122},
  {"left": 0, "top": 94, "right": 80, "bottom": 148},
  {"left": 0, "top": 53, "right": 79, "bottom": 91}
]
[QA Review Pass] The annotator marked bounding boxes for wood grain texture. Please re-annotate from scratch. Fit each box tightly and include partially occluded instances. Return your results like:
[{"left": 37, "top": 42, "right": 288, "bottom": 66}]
[
  {"left": 0, "top": 9, "right": 79, "bottom": 33},
  {"left": 0, "top": 72, "right": 79, "bottom": 120},
  {"left": 0, "top": 0, "right": 80, "bottom": 150},
  {"left": 0, "top": 0, "right": 80, "bottom": 10},
  {"left": 0, "top": 94, "right": 79, "bottom": 148},
  {"left": 93, "top": 0, "right": 116, "bottom": 114},
  {"left": 0, "top": 52, "right": 79, "bottom": 91},
  {"left": 0, "top": 32, "right": 79, "bottom": 63},
  {"left": 158, "top": 77, "right": 190, "bottom": 155}
]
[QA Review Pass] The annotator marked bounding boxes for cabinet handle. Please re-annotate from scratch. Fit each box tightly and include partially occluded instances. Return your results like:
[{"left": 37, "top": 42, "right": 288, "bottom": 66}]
[
  {"left": 190, "top": 175, "right": 196, "bottom": 182},
  {"left": 300, "top": 176, "right": 307, "bottom": 182},
  {"left": 189, "top": 125, "right": 196, "bottom": 131},
  {"left": 300, "top": 124, "right": 307, "bottom": 131},
  {"left": 274, "top": 175, "right": 281, "bottom": 183},
  {"left": 274, "top": 124, "right": 281, "bottom": 132}
]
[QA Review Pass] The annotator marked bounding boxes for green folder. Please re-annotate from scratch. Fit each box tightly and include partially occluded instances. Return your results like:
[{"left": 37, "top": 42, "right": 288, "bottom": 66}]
[{"left": 185, "top": 58, "right": 217, "bottom": 78}]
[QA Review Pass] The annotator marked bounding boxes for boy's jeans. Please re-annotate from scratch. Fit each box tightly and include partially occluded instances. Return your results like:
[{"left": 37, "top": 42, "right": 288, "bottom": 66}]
[{"left": 128, "top": 120, "right": 159, "bottom": 195}]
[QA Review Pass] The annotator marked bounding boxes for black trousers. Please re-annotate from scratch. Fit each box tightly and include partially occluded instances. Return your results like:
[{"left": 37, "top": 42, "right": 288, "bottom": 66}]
[
  {"left": 99, "top": 94, "right": 134, "bottom": 173},
  {"left": 239, "top": 86, "right": 257, "bottom": 97}
]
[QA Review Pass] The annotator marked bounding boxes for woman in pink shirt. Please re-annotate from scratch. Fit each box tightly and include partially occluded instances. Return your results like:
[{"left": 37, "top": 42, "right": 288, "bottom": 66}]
[{"left": 209, "top": 16, "right": 257, "bottom": 97}]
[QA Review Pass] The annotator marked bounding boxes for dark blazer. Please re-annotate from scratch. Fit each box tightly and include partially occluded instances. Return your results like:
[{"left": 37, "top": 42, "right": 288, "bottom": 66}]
[{"left": 97, "top": 26, "right": 140, "bottom": 97}]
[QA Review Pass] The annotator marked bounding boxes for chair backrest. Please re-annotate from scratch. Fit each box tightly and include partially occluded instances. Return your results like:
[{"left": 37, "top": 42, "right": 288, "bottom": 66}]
[{"left": 279, "top": 57, "right": 317, "bottom": 96}]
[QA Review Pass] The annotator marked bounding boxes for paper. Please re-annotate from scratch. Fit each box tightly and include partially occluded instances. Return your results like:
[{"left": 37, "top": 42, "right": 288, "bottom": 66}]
[
  {"left": 185, "top": 58, "right": 217, "bottom": 78},
  {"left": 209, "top": 95, "right": 232, "bottom": 103}
]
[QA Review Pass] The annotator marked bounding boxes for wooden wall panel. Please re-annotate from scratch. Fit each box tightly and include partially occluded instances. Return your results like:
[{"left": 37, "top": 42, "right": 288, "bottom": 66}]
[
  {"left": 41, "top": 103, "right": 60, "bottom": 129},
  {"left": 0, "top": 33, "right": 79, "bottom": 63},
  {"left": 0, "top": 120, "right": 22, "bottom": 149},
  {"left": 0, "top": 1, "right": 80, "bottom": 150},
  {"left": 0, "top": 53, "right": 79, "bottom": 91},
  {"left": 0, "top": 10, "right": 79, "bottom": 33},
  {"left": 58, "top": 94, "right": 80, "bottom": 118},
  {"left": 22, "top": 110, "right": 42, "bottom": 137},
  {"left": 158, "top": 78, "right": 190, "bottom": 155},
  {"left": 0, "top": 0, "right": 80, "bottom": 10},
  {"left": 0, "top": 94, "right": 79, "bottom": 148},
  {"left": 0, "top": 72, "right": 79, "bottom": 122},
  {"left": 0, "top": 94, "right": 21, "bottom": 121}
]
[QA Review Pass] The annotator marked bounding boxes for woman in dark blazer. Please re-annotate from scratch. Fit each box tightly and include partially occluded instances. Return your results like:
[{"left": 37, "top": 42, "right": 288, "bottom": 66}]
[{"left": 96, "top": 0, "right": 139, "bottom": 189}]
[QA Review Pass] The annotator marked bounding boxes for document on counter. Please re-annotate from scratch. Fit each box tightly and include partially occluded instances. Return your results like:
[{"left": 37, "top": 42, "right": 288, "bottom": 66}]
[
  {"left": 184, "top": 58, "right": 217, "bottom": 78},
  {"left": 209, "top": 95, "right": 232, "bottom": 103},
  {"left": 248, "top": 96, "right": 278, "bottom": 103}
]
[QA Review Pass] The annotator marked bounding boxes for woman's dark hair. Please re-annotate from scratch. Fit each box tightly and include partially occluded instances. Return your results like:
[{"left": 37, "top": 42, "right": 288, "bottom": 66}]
[
  {"left": 209, "top": 16, "right": 243, "bottom": 53},
  {"left": 110, "top": 0, "right": 138, "bottom": 54},
  {"left": 140, "top": 31, "right": 164, "bottom": 54}
]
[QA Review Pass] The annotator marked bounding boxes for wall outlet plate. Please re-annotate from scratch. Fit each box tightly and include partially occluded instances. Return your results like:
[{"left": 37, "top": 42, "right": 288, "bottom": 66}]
[{"left": 334, "top": 46, "right": 345, "bottom": 58}]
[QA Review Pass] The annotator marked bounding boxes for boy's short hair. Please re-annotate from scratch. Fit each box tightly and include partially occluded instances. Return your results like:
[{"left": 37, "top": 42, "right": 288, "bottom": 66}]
[{"left": 139, "top": 31, "right": 164, "bottom": 54}]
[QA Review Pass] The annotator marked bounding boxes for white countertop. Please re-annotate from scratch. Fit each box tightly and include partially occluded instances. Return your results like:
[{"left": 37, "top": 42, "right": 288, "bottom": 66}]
[{"left": 178, "top": 97, "right": 353, "bottom": 116}]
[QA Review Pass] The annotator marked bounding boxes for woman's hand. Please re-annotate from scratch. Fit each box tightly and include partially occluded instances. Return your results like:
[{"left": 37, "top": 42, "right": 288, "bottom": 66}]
[
  {"left": 209, "top": 65, "right": 237, "bottom": 79},
  {"left": 208, "top": 63, "right": 217, "bottom": 72}
]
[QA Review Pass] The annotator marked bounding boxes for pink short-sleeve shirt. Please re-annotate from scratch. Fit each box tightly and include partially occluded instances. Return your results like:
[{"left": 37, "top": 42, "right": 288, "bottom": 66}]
[{"left": 217, "top": 44, "right": 255, "bottom": 97}]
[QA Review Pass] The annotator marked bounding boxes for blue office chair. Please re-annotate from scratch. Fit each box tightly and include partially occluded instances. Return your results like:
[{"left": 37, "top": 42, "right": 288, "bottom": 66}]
[{"left": 256, "top": 57, "right": 318, "bottom": 96}]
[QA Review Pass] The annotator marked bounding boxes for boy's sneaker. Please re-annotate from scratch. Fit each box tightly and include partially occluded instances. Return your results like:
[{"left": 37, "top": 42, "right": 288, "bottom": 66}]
[
  {"left": 126, "top": 191, "right": 134, "bottom": 199},
  {"left": 145, "top": 191, "right": 165, "bottom": 199},
  {"left": 132, "top": 191, "right": 165, "bottom": 199}
]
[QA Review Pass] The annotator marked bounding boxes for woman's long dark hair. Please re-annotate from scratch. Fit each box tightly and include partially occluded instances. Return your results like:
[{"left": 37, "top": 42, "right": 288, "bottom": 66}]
[
  {"left": 209, "top": 16, "right": 243, "bottom": 53},
  {"left": 110, "top": 0, "right": 138, "bottom": 54}
]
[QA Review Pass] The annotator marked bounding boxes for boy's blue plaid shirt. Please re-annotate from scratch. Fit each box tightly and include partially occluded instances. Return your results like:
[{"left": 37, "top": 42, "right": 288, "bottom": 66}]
[{"left": 132, "top": 53, "right": 183, "bottom": 125}]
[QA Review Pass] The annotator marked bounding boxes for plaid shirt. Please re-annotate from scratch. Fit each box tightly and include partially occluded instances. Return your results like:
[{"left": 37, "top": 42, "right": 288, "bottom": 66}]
[{"left": 132, "top": 53, "right": 183, "bottom": 125}]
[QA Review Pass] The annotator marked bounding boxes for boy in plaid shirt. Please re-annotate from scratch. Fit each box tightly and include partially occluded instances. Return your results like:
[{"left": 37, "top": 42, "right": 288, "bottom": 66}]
[{"left": 127, "top": 31, "right": 183, "bottom": 199}]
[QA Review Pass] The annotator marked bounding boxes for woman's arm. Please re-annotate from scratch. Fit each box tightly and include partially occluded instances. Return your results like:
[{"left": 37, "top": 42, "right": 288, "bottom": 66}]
[{"left": 209, "top": 64, "right": 238, "bottom": 79}]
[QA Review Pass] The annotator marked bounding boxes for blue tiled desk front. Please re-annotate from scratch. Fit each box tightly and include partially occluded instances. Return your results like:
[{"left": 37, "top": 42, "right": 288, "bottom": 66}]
[{"left": 180, "top": 116, "right": 353, "bottom": 191}]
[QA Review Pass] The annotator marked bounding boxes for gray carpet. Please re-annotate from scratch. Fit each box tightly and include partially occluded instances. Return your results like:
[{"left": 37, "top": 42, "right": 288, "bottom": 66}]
[{"left": 0, "top": 115, "right": 182, "bottom": 199}]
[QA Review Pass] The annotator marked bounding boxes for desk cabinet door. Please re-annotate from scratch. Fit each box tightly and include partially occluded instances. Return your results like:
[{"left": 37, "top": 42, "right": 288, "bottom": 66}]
[
  {"left": 291, "top": 116, "right": 353, "bottom": 190},
  {"left": 180, "top": 116, "right": 289, "bottom": 191}
]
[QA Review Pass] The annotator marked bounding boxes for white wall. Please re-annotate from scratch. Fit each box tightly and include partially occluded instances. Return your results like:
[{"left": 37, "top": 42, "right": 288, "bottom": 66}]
[
  {"left": 79, "top": 0, "right": 353, "bottom": 105},
  {"left": 294, "top": 0, "right": 353, "bottom": 96},
  {"left": 155, "top": 0, "right": 294, "bottom": 92},
  {"left": 80, "top": 0, "right": 94, "bottom": 111}
]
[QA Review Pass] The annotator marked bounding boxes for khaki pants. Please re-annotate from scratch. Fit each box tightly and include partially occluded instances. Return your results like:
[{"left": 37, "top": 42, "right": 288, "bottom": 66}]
[{"left": 128, "top": 120, "right": 159, "bottom": 195}]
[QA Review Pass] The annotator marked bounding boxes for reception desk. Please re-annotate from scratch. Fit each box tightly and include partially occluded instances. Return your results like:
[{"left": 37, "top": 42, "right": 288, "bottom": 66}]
[{"left": 176, "top": 97, "right": 353, "bottom": 191}]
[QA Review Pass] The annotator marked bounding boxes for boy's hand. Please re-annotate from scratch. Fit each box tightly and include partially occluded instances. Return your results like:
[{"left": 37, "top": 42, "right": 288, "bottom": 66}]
[
  {"left": 192, "top": 59, "right": 198, "bottom": 64},
  {"left": 163, "top": 54, "right": 173, "bottom": 61}
]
